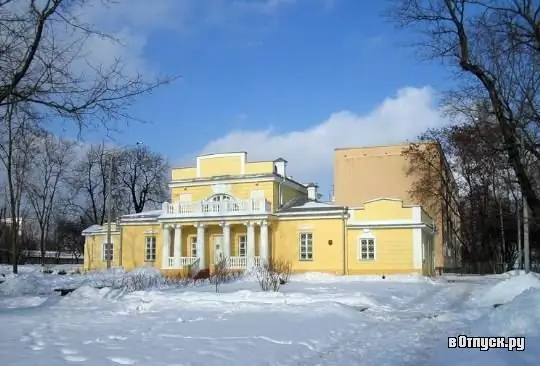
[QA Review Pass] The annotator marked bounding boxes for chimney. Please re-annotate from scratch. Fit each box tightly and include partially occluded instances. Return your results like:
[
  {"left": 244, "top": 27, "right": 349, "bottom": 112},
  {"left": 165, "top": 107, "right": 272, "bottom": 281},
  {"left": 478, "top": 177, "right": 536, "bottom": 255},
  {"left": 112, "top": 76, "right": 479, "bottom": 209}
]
[
  {"left": 307, "top": 183, "right": 318, "bottom": 200},
  {"left": 273, "top": 157, "right": 287, "bottom": 177}
]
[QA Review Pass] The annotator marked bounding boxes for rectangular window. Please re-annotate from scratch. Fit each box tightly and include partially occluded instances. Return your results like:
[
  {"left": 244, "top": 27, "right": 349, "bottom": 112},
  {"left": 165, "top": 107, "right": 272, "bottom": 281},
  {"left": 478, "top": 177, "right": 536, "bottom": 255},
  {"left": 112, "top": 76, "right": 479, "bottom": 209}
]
[
  {"left": 299, "top": 232, "right": 313, "bottom": 261},
  {"left": 145, "top": 236, "right": 156, "bottom": 261},
  {"left": 102, "top": 241, "right": 113, "bottom": 261},
  {"left": 190, "top": 236, "right": 197, "bottom": 257},
  {"left": 238, "top": 235, "right": 247, "bottom": 257},
  {"left": 358, "top": 238, "right": 375, "bottom": 261}
]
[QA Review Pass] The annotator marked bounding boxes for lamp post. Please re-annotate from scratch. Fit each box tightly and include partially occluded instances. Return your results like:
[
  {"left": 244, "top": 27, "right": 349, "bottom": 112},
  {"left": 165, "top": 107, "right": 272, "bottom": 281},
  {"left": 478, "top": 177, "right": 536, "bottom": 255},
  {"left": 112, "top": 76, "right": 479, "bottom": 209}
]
[
  {"left": 104, "top": 141, "right": 143, "bottom": 269},
  {"left": 519, "top": 132, "right": 530, "bottom": 274}
]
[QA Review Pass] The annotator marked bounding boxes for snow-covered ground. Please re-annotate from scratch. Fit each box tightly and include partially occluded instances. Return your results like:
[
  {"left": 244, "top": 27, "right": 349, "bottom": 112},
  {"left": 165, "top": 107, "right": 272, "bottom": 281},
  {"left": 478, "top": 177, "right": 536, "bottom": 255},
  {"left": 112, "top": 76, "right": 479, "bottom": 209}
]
[{"left": 0, "top": 265, "right": 539, "bottom": 365}]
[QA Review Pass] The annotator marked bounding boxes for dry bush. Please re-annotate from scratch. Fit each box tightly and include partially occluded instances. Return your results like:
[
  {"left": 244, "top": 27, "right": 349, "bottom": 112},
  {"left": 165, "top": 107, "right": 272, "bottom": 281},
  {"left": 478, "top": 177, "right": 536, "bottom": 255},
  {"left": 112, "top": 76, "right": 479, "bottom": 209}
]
[
  {"left": 210, "top": 256, "right": 229, "bottom": 293},
  {"left": 256, "top": 258, "right": 292, "bottom": 292},
  {"left": 115, "top": 270, "right": 165, "bottom": 292},
  {"left": 163, "top": 269, "right": 195, "bottom": 287}
]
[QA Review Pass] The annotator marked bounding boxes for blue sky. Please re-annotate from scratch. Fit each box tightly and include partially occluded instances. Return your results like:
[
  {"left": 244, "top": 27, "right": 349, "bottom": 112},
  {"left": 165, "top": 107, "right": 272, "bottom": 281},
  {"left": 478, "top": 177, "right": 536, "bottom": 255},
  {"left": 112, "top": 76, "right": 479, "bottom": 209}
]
[{"left": 62, "top": 0, "right": 454, "bottom": 197}]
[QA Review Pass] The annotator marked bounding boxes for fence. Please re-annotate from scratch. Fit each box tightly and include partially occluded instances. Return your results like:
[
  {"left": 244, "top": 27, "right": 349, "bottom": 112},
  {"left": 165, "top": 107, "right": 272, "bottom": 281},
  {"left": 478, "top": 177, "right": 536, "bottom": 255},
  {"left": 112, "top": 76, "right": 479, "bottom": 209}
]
[
  {"left": 439, "top": 261, "right": 540, "bottom": 275},
  {"left": 20, "top": 250, "right": 83, "bottom": 265}
]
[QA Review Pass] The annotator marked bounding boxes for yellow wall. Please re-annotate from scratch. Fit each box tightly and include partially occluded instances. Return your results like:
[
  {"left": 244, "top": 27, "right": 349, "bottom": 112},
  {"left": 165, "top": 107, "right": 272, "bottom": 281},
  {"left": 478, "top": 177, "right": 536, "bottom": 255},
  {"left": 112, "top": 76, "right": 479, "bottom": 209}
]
[
  {"left": 171, "top": 154, "right": 275, "bottom": 181},
  {"left": 280, "top": 184, "right": 304, "bottom": 206},
  {"left": 346, "top": 228, "right": 415, "bottom": 275},
  {"left": 120, "top": 224, "right": 163, "bottom": 271},
  {"left": 83, "top": 232, "right": 121, "bottom": 271},
  {"left": 351, "top": 199, "right": 413, "bottom": 221},
  {"left": 245, "top": 161, "right": 274, "bottom": 174},
  {"left": 171, "top": 181, "right": 276, "bottom": 208},
  {"left": 273, "top": 217, "right": 345, "bottom": 274},
  {"left": 200, "top": 155, "right": 242, "bottom": 177},
  {"left": 171, "top": 167, "right": 196, "bottom": 180}
]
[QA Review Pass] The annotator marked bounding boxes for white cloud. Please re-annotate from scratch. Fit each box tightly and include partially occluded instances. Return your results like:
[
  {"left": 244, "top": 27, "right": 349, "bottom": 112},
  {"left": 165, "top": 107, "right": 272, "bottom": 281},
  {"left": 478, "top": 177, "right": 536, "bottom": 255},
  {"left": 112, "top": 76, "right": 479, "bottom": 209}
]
[
  {"left": 44, "top": 0, "right": 300, "bottom": 81},
  {"left": 197, "top": 86, "right": 450, "bottom": 186},
  {"left": 64, "top": 0, "right": 188, "bottom": 79}
]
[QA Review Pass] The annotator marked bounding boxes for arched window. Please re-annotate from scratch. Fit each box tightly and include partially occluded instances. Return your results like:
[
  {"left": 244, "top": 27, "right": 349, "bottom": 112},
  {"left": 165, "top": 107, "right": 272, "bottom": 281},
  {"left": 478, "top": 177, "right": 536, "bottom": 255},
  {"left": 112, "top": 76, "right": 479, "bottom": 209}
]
[
  {"left": 204, "top": 194, "right": 238, "bottom": 213},
  {"left": 210, "top": 194, "right": 233, "bottom": 202}
]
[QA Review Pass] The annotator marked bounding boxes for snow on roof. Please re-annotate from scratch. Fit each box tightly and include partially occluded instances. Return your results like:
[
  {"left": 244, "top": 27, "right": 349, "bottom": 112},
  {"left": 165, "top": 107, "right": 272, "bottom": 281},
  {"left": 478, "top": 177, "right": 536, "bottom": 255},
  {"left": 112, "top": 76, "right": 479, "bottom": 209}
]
[
  {"left": 81, "top": 224, "right": 103, "bottom": 234},
  {"left": 278, "top": 197, "right": 344, "bottom": 212},
  {"left": 121, "top": 210, "right": 162, "bottom": 218},
  {"left": 120, "top": 210, "right": 162, "bottom": 220},
  {"left": 297, "top": 200, "right": 341, "bottom": 209}
]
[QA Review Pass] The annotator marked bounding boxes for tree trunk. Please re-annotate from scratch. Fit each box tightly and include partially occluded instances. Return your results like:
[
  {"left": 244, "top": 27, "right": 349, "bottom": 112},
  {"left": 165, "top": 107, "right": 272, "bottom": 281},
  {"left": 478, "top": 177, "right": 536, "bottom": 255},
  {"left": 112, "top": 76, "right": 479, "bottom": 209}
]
[{"left": 40, "top": 229, "right": 46, "bottom": 266}]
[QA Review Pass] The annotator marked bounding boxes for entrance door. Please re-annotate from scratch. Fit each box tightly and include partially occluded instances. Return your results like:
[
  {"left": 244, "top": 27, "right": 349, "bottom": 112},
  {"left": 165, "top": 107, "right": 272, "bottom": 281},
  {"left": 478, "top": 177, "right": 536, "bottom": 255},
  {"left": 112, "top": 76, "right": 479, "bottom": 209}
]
[{"left": 213, "top": 235, "right": 224, "bottom": 263}]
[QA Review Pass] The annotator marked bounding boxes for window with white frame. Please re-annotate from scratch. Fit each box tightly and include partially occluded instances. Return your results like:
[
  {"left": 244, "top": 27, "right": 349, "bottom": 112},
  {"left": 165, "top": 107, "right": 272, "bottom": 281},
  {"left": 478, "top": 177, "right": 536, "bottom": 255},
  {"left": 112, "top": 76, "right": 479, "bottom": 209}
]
[
  {"left": 358, "top": 237, "right": 376, "bottom": 261},
  {"left": 208, "top": 194, "right": 235, "bottom": 212},
  {"left": 299, "top": 232, "right": 313, "bottom": 261},
  {"left": 238, "top": 235, "right": 246, "bottom": 257},
  {"left": 145, "top": 236, "right": 156, "bottom": 261},
  {"left": 190, "top": 236, "right": 197, "bottom": 257},
  {"left": 102, "top": 241, "right": 113, "bottom": 261},
  {"left": 211, "top": 194, "right": 232, "bottom": 202}
]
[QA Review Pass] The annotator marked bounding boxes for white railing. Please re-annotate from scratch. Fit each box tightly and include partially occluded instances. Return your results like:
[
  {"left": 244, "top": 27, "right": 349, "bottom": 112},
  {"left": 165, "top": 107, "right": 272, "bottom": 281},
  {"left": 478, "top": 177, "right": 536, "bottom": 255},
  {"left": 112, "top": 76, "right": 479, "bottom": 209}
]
[
  {"left": 164, "top": 256, "right": 199, "bottom": 269},
  {"left": 164, "top": 256, "right": 264, "bottom": 270},
  {"left": 180, "top": 257, "right": 198, "bottom": 267},
  {"left": 227, "top": 256, "right": 262, "bottom": 269},
  {"left": 228, "top": 256, "right": 247, "bottom": 269},
  {"left": 161, "top": 199, "right": 271, "bottom": 217}
]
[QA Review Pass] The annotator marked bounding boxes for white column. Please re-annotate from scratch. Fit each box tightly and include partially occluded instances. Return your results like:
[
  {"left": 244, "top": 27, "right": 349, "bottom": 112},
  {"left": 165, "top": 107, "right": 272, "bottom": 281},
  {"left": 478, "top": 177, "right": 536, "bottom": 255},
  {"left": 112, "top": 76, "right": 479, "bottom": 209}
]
[
  {"left": 246, "top": 221, "right": 255, "bottom": 269},
  {"left": 260, "top": 220, "right": 269, "bottom": 265},
  {"left": 221, "top": 222, "right": 231, "bottom": 258},
  {"left": 174, "top": 224, "right": 182, "bottom": 268},
  {"left": 196, "top": 223, "right": 206, "bottom": 269},
  {"left": 162, "top": 225, "right": 171, "bottom": 268}
]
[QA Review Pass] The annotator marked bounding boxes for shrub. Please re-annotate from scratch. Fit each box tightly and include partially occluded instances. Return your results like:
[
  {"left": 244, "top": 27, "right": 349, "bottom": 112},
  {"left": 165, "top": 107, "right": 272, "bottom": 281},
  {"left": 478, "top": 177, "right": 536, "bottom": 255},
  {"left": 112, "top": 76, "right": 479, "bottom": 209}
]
[
  {"left": 210, "top": 256, "right": 229, "bottom": 293},
  {"left": 163, "top": 269, "right": 196, "bottom": 286},
  {"left": 114, "top": 267, "right": 165, "bottom": 292},
  {"left": 256, "top": 258, "right": 292, "bottom": 292}
]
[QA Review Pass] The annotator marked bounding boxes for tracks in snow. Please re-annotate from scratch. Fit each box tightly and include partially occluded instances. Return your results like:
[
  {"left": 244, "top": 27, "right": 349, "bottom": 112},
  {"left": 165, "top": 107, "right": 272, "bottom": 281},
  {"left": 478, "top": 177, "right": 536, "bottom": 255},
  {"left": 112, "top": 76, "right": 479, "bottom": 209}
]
[{"left": 285, "top": 281, "right": 481, "bottom": 366}]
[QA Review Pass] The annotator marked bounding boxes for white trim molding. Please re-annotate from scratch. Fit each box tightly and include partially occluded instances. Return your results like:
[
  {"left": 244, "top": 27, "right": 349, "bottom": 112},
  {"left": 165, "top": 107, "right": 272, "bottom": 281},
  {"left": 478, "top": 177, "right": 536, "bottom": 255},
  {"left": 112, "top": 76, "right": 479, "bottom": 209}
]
[
  {"left": 196, "top": 152, "right": 247, "bottom": 178},
  {"left": 277, "top": 210, "right": 346, "bottom": 217},
  {"left": 168, "top": 175, "right": 306, "bottom": 192},
  {"left": 121, "top": 217, "right": 159, "bottom": 223},
  {"left": 277, "top": 213, "right": 346, "bottom": 220},
  {"left": 362, "top": 197, "right": 409, "bottom": 205},
  {"left": 412, "top": 206, "right": 422, "bottom": 223},
  {"left": 347, "top": 218, "right": 424, "bottom": 227},
  {"left": 83, "top": 230, "right": 121, "bottom": 236},
  {"left": 412, "top": 228, "right": 422, "bottom": 270}
]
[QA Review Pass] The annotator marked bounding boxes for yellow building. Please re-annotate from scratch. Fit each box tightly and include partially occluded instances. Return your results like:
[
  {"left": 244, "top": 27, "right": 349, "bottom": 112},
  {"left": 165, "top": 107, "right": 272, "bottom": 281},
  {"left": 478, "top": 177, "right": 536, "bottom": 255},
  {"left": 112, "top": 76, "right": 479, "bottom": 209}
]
[
  {"left": 82, "top": 151, "right": 436, "bottom": 276},
  {"left": 334, "top": 143, "right": 461, "bottom": 271}
]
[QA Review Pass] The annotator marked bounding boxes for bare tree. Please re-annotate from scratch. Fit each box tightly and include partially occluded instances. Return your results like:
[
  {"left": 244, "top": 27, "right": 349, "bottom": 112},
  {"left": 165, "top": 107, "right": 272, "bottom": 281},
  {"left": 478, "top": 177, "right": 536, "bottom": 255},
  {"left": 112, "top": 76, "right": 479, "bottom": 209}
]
[
  {"left": 26, "top": 131, "right": 74, "bottom": 265},
  {"left": 116, "top": 145, "right": 169, "bottom": 213},
  {"left": 69, "top": 142, "right": 168, "bottom": 225},
  {"left": 406, "top": 111, "right": 536, "bottom": 273},
  {"left": 53, "top": 217, "right": 85, "bottom": 262},
  {"left": 387, "top": 0, "right": 540, "bottom": 221},
  {"left": 69, "top": 143, "right": 120, "bottom": 225},
  {"left": 0, "top": 103, "right": 40, "bottom": 273},
  {"left": 211, "top": 256, "right": 229, "bottom": 293},
  {"left": 0, "top": 0, "right": 174, "bottom": 273}
]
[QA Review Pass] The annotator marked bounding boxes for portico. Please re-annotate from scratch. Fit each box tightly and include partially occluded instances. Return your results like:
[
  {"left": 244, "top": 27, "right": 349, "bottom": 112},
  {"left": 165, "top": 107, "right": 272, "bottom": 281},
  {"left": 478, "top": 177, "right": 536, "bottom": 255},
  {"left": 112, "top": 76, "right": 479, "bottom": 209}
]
[{"left": 161, "top": 220, "right": 271, "bottom": 271}]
